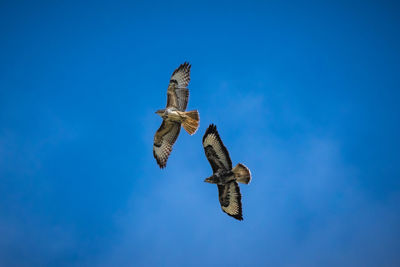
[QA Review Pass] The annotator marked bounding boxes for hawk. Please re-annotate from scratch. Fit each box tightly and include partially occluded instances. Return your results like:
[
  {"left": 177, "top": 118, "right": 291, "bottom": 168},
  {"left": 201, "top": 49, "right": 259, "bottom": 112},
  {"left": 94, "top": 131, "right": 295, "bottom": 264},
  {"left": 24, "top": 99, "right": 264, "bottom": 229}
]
[
  {"left": 153, "top": 62, "right": 200, "bottom": 168},
  {"left": 202, "top": 124, "right": 251, "bottom": 220}
]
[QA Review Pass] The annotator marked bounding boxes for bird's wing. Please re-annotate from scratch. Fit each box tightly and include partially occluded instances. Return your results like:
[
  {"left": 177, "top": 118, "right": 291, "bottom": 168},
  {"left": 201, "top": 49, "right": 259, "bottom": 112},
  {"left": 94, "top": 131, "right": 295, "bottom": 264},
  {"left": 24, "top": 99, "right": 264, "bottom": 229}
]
[
  {"left": 218, "top": 182, "right": 243, "bottom": 220},
  {"left": 153, "top": 120, "right": 181, "bottom": 168},
  {"left": 166, "top": 62, "right": 191, "bottom": 111},
  {"left": 202, "top": 124, "right": 232, "bottom": 173}
]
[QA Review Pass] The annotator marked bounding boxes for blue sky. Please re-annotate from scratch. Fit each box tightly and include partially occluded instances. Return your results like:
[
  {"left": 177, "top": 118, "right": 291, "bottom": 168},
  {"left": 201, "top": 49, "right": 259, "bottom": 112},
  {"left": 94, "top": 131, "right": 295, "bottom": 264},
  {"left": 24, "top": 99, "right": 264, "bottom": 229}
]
[{"left": 1, "top": 1, "right": 400, "bottom": 266}]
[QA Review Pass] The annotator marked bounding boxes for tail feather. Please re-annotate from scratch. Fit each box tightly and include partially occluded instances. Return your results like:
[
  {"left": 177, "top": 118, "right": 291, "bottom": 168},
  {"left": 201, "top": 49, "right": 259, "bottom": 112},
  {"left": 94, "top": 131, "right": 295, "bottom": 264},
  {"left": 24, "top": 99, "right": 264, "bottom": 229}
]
[
  {"left": 182, "top": 110, "right": 199, "bottom": 135},
  {"left": 233, "top": 163, "right": 251, "bottom": 184}
]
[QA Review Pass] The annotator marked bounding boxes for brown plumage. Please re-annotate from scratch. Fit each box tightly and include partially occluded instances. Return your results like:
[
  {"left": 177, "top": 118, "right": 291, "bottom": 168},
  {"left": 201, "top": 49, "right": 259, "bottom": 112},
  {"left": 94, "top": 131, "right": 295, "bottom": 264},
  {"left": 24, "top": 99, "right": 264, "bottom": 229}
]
[
  {"left": 203, "top": 124, "right": 252, "bottom": 220},
  {"left": 153, "top": 62, "right": 200, "bottom": 168}
]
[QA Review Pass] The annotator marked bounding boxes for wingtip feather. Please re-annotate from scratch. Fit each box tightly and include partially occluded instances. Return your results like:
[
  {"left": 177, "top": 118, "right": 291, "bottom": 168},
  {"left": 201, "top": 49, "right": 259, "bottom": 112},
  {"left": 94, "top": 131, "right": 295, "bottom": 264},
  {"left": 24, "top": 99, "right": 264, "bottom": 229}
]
[
  {"left": 227, "top": 213, "right": 243, "bottom": 221},
  {"left": 153, "top": 149, "right": 167, "bottom": 169},
  {"left": 203, "top": 124, "right": 217, "bottom": 142},
  {"left": 172, "top": 62, "right": 191, "bottom": 76}
]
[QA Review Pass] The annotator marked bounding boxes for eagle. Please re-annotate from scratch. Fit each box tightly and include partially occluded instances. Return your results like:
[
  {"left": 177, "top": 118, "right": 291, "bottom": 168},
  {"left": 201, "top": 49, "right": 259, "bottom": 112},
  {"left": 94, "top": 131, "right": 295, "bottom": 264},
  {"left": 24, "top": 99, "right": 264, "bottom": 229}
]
[
  {"left": 202, "top": 124, "right": 251, "bottom": 220},
  {"left": 153, "top": 62, "right": 200, "bottom": 168}
]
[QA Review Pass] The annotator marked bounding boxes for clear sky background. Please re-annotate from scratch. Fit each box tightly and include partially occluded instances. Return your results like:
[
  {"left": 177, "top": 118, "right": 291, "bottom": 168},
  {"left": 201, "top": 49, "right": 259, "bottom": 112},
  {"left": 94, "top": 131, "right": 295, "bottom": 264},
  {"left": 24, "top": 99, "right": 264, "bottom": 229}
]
[{"left": 1, "top": 1, "right": 399, "bottom": 266}]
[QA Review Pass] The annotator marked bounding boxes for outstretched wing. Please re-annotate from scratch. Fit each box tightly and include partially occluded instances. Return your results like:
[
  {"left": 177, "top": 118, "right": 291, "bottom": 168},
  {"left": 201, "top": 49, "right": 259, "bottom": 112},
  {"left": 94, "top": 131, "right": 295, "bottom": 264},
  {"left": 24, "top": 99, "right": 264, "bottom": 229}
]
[
  {"left": 202, "top": 124, "right": 232, "bottom": 173},
  {"left": 166, "top": 62, "right": 191, "bottom": 111},
  {"left": 153, "top": 120, "right": 181, "bottom": 168},
  {"left": 218, "top": 182, "right": 243, "bottom": 220}
]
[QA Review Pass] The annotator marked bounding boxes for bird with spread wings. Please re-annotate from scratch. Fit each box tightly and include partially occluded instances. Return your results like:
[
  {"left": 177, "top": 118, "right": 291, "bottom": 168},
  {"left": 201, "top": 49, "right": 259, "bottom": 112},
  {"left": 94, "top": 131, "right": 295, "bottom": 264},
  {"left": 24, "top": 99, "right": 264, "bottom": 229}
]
[
  {"left": 153, "top": 62, "right": 200, "bottom": 168},
  {"left": 202, "top": 124, "right": 252, "bottom": 220}
]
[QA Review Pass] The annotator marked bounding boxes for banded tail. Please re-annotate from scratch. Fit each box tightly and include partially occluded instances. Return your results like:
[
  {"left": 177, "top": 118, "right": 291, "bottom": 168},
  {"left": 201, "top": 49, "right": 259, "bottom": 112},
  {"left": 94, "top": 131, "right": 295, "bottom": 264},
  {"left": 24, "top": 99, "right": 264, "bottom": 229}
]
[
  {"left": 233, "top": 163, "right": 251, "bottom": 184},
  {"left": 182, "top": 110, "right": 200, "bottom": 135}
]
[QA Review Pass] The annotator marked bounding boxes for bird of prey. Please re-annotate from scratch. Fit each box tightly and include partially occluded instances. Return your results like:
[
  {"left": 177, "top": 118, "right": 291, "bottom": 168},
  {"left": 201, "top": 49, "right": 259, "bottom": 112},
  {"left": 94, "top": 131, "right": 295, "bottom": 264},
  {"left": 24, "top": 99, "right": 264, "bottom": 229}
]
[
  {"left": 202, "top": 124, "right": 251, "bottom": 220},
  {"left": 153, "top": 62, "right": 200, "bottom": 168}
]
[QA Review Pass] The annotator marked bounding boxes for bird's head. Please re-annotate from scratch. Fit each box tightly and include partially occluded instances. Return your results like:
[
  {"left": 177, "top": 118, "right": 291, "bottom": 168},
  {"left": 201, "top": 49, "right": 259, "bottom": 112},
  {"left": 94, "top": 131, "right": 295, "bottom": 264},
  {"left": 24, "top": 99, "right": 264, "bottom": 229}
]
[
  {"left": 155, "top": 109, "right": 165, "bottom": 117},
  {"left": 204, "top": 176, "right": 215, "bottom": 184}
]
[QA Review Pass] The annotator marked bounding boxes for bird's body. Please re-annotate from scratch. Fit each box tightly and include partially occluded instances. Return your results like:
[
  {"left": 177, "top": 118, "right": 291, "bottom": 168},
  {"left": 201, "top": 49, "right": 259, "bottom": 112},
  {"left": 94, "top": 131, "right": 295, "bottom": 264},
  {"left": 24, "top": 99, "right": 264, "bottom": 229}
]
[
  {"left": 203, "top": 124, "right": 252, "bottom": 220},
  {"left": 205, "top": 169, "right": 235, "bottom": 185},
  {"left": 156, "top": 108, "right": 186, "bottom": 122},
  {"left": 153, "top": 62, "right": 200, "bottom": 168}
]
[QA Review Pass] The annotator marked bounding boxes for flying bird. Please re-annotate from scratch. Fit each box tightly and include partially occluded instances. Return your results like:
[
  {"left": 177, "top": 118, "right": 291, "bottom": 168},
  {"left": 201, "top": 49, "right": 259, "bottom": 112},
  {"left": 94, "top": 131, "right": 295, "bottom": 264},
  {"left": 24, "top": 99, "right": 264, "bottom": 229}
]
[
  {"left": 153, "top": 62, "right": 200, "bottom": 168},
  {"left": 202, "top": 124, "right": 251, "bottom": 220}
]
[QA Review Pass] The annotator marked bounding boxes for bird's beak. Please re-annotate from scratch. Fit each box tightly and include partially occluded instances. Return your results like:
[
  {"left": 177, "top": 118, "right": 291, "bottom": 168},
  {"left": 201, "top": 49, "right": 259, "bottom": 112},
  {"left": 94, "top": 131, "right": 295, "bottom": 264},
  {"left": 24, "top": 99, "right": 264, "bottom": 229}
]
[{"left": 204, "top": 177, "right": 212, "bottom": 183}]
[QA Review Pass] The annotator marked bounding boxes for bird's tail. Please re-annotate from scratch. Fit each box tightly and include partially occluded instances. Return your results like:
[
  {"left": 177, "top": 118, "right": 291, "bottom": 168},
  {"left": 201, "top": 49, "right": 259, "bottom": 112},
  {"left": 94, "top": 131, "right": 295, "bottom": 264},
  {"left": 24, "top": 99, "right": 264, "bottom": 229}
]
[
  {"left": 233, "top": 163, "right": 251, "bottom": 184},
  {"left": 182, "top": 110, "right": 200, "bottom": 135}
]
